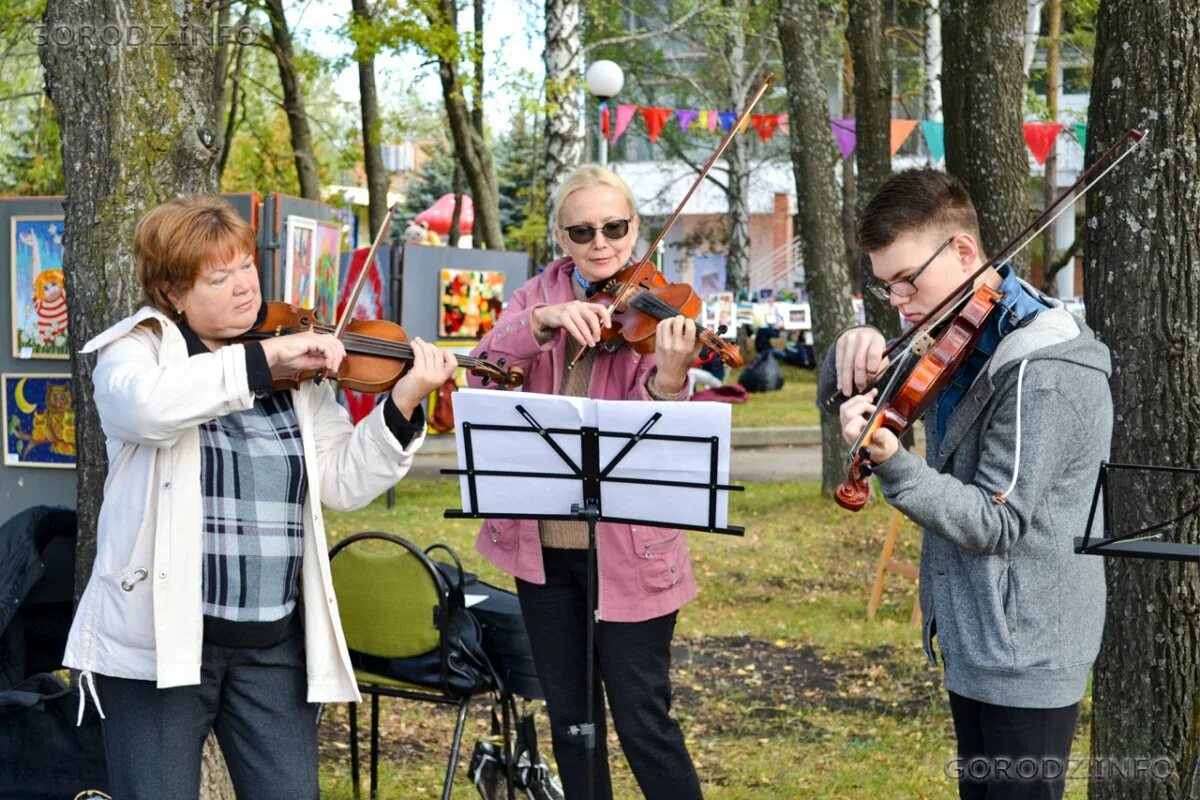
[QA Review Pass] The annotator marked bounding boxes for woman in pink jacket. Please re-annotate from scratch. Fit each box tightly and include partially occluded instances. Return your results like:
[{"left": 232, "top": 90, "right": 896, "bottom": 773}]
[{"left": 468, "top": 165, "right": 705, "bottom": 799}]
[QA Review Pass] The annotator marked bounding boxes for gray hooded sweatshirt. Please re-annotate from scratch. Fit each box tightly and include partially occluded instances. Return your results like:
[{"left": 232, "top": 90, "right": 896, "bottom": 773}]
[{"left": 819, "top": 301, "right": 1111, "bottom": 708}]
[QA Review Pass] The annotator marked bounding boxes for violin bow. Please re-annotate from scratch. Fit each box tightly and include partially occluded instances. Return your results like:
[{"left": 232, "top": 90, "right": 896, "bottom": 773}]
[{"left": 566, "top": 73, "right": 776, "bottom": 372}]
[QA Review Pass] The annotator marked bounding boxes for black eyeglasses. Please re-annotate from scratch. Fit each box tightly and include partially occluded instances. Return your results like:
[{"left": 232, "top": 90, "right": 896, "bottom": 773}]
[
  {"left": 561, "top": 219, "right": 631, "bottom": 245},
  {"left": 866, "top": 236, "right": 955, "bottom": 301}
]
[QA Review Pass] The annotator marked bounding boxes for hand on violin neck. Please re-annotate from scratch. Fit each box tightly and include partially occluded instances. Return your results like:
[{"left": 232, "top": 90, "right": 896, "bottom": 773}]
[
  {"left": 390, "top": 337, "right": 458, "bottom": 419},
  {"left": 835, "top": 326, "right": 889, "bottom": 398},
  {"left": 260, "top": 330, "right": 346, "bottom": 375},
  {"left": 652, "top": 316, "right": 701, "bottom": 395},
  {"left": 838, "top": 388, "right": 900, "bottom": 464},
  {"left": 532, "top": 301, "right": 611, "bottom": 348}
]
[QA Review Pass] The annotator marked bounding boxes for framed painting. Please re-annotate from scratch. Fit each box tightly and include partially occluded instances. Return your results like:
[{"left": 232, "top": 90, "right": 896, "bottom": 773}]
[
  {"left": 438, "top": 269, "right": 504, "bottom": 339},
  {"left": 284, "top": 216, "right": 317, "bottom": 308},
  {"left": 11, "top": 216, "right": 68, "bottom": 360},
  {"left": 313, "top": 221, "right": 342, "bottom": 323},
  {"left": 3, "top": 373, "right": 76, "bottom": 469}
]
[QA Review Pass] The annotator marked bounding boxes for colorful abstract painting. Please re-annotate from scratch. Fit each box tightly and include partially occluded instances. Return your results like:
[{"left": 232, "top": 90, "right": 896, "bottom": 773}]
[
  {"left": 313, "top": 221, "right": 342, "bottom": 323},
  {"left": 438, "top": 269, "right": 504, "bottom": 339},
  {"left": 11, "top": 216, "right": 68, "bottom": 360},
  {"left": 3, "top": 373, "right": 76, "bottom": 468},
  {"left": 284, "top": 216, "right": 316, "bottom": 308}
]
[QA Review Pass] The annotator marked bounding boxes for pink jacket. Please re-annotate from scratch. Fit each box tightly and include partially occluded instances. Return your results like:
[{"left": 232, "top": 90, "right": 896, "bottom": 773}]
[{"left": 467, "top": 258, "right": 698, "bottom": 622}]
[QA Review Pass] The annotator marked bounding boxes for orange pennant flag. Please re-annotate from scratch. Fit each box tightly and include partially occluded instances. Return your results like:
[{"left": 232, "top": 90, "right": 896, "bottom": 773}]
[{"left": 890, "top": 119, "right": 918, "bottom": 155}]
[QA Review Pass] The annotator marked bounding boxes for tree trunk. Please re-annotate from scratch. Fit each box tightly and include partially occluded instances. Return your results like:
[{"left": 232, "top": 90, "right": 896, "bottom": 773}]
[
  {"left": 841, "top": 48, "right": 858, "bottom": 278},
  {"left": 942, "top": 0, "right": 1031, "bottom": 275},
  {"left": 39, "top": 1, "right": 235, "bottom": 796},
  {"left": 777, "top": 0, "right": 857, "bottom": 496},
  {"left": 1041, "top": 0, "right": 1061, "bottom": 293},
  {"left": 263, "top": 0, "right": 322, "bottom": 200},
  {"left": 848, "top": 0, "right": 900, "bottom": 338},
  {"left": 543, "top": 0, "right": 582, "bottom": 228},
  {"left": 428, "top": 0, "right": 504, "bottom": 250},
  {"left": 352, "top": 0, "right": 389, "bottom": 239},
  {"left": 923, "top": 0, "right": 942, "bottom": 121},
  {"left": 722, "top": 0, "right": 751, "bottom": 295},
  {"left": 1084, "top": 2, "right": 1200, "bottom": 798}
]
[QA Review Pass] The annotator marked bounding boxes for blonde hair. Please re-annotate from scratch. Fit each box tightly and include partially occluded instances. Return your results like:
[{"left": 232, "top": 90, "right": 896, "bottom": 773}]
[
  {"left": 549, "top": 165, "right": 639, "bottom": 230},
  {"left": 34, "top": 268, "right": 64, "bottom": 302},
  {"left": 133, "top": 196, "right": 256, "bottom": 313}
]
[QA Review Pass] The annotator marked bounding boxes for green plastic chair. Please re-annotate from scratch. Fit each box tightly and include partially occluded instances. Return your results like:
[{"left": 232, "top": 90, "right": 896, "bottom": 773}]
[{"left": 329, "top": 532, "right": 512, "bottom": 800}]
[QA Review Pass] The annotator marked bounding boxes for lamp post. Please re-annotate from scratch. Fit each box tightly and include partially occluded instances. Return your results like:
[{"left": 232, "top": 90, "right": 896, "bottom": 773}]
[{"left": 585, "top": 60, "right": 624, "bottom": 166}]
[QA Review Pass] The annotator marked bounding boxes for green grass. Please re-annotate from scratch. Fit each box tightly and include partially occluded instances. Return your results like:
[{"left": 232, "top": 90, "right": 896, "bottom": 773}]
[
  {"left": 726, "top": 363, "right": 820, "bottom": 429},
  {"left": 319, "top": 480, "right": 1091, "bottom": 799}
]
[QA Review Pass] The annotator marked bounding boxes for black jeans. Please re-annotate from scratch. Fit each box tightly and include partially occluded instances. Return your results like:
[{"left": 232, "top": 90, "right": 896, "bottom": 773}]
[
  {"left": 517, "top": 548, "right": 702, "bottom": 800},
  {"left": 94, "top": 620, "right": 319, "bottom": 800},
  {"left": 948, "top": 691, "right": 1080, "bottom": 800}
]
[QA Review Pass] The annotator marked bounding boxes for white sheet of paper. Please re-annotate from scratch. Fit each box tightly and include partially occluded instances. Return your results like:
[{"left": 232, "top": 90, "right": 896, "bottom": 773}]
[
  {"left": 464, "top": 593, "right": 487, "bottom": 609},
  {"left": 451, "top": 388, "right": 732, "bottom": 530}
]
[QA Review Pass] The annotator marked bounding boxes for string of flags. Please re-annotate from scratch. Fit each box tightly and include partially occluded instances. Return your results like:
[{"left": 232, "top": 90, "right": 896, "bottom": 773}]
[{"left": 599, "top": 102, "right": 1088, "bottom": 166}]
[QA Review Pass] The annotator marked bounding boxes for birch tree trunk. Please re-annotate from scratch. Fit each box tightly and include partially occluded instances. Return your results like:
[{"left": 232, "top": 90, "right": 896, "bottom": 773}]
[
  {"left": 39, "top": 1, "right": 234, "bottom": 795},
  {"left": 924, "top": 0, "right": 942, "bottom": 121},
  {"left": 777, "top": 0, "right": 857, "bottom": 495},
  {"left": 1084, "top": 1, "right": 1200, "bottom": 797},
  {"left": 543, "top": 0, "right": 583, "bottom": 218},
  {"left": 722, "top": 0, "right": 751, "bottom": 294},
  {"left": 942, "top": 0, "right": 1031, "bottom": 275}
]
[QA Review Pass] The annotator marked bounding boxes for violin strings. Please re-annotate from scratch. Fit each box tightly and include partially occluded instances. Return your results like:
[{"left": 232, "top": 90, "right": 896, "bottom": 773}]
[{"left": 268, "top": 322, "right": 484, "bottom": 368}]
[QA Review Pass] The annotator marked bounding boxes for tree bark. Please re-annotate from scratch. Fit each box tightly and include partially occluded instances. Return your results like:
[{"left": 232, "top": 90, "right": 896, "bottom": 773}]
[
  {"left": 263, "top": 0, "right": 321, "bottom": 200},
  {"left": 352, "top": 0, "right": 389, "bottom": 239},
  {"left": 848, "top": 0, "right": 900, "bottom": 338},
  {"left": 721, "top": 0, "right": 751, "bottom": 295},
  {"left": 841, "top": 47, "right": 858, "bottom": 278},
  {"left": 1041, "top": 0, "right": 1061, "bottom": 293},
  {"left": 427, "top": 0, "right": 504, "bottom": 250},
  {"left": 1084, "top": 2, "right": 1200, "bottom": 798},
  {"left": 942, "top": 0, "right": 1031, "bottom": 275},
  {"left": 542, "top": 0, "right": 583, "bottom": 236},
  {"left": 923, "top": 0, "right": 942, "bottom": 121},
  {"left": 39, "top": 1, "right": 234, "bottom": 796},
  {"left": 1022, "top": 0, "right": 1045, "bottom": 77},
  {"left": 777, "top": 0, "right": 857, "bottom": 496}
]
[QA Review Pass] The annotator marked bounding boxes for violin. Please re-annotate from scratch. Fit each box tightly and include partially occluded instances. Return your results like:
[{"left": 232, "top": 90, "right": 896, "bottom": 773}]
[
  {"left": 832, "top": 129, "right": 1147, "bottom": 512},
  {"left": 237, "top": 301, "right": 523, "bottom": 392},
  {"left": 586, "top": 259, "right": 744, "bottom": 366},
  {"left": 568, "top": 74, "right": 779, "bottom": 371}
]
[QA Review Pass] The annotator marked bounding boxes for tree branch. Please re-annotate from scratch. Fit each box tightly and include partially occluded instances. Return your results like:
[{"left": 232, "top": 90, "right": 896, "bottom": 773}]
[{"left": 584, "top": 1, "right": 717, "bottom": 53}]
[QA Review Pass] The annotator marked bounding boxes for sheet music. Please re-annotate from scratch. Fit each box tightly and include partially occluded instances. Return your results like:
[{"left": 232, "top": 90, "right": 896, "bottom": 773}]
[{"left": 451, "top": 388, "right": 731, "bottom": 529}]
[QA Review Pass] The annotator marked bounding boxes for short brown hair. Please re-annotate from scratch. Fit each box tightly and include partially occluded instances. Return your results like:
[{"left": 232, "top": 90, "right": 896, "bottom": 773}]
[
  {"left": 856, "top": 169, "right": 981, "bottom": 253},
  {"left": 133, "top": 196, "right": 256, "bottom": 313}
]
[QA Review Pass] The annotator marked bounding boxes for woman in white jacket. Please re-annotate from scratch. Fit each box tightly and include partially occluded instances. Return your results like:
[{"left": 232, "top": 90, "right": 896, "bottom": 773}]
[{"left": 63, "top": 196, "right": 456, "bottom": 800}]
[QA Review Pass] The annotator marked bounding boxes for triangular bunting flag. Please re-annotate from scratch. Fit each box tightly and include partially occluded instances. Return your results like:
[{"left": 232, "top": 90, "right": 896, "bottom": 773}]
[
  {"left": 1073, "top": 122, "right": 1087, "bottom": 151},
  {"left": 640, "top": 107, "right": 673, "bottom": 144},
  {"left": 1023, "top": 121, "right": 1064, "bottom": 165},
  {"left": 921, "top": 120, "right": 945, "bottom": 163},
  {"left": 831, "top": 118, "right": 857, "bottom": 160},
  {"left": 707, "top": 110, "right": 719, "bottom": 133},
  {"left": 778, "top": 114, "right": 789, "bottom": 135},
  {"left": 611, "top": 104, "right": 637, "bottom": 144},
  {"left": 751, "top": 114, "right": 780, "bottom": 142},
  {"left": 890, "top": 119, "right": 918, "bottom": 155},
  {"left": 676, "top": 108, "right": 698, "bottom": 131},
  {"left": 718, "top": 111, "right": 739, "bottom": 132}
]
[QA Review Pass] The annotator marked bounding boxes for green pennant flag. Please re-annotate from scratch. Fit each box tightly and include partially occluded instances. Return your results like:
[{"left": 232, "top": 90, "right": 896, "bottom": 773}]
[{"left": 1073, "top": 123, "right": 1087, "bottom": 151}]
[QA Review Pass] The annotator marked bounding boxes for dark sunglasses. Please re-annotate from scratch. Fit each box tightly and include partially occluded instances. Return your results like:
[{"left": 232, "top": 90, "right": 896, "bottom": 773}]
[{"left": 561, "top": 218, "right": 631, "bottom": 244}]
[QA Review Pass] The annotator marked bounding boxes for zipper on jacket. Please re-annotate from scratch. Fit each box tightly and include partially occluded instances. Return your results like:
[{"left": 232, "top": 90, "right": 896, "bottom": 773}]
[{"left": 641, "top": 532, "right": 678, "bottom": 558}]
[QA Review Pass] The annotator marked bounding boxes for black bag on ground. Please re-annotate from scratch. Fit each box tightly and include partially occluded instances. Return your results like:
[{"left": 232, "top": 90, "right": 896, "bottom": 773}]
[
  {"left": 348, "top": 543, "right": 495, "bottom": 697},
  {"left": 738, "top": 350, "right": 785, "bottom": 392}
]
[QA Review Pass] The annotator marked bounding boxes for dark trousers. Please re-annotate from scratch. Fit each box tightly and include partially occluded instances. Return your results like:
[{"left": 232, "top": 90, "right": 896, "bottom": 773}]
[
  {"left": 517, "top": 548, "right": 703, "bottom": 800},
  {"left": 949, "top": 691, "right": 1080, "bottom": 800},
  {"left": 94, "top": 622, "right": 319, "bottom": 800}
]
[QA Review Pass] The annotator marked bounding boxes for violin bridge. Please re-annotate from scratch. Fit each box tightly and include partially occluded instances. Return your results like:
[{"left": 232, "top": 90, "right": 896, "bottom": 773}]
[{"left": 912, "top": 331, "right": 935, "bottom": 356}]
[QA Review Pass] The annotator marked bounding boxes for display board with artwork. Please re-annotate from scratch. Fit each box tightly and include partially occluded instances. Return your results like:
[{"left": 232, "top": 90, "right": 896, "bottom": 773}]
[
  {"left": 284, "top": 216, "right": 316, "bottom": 308},
  {"left": 3, "top": 373, "right": 75, "bottom": 468},
  {"left": 313, "top": 221, "right": 342, "bottom": 323},
  {"left": 11, "top": 217, "right": 68, "bottom": 360},
  {"left": 438, "top": 269, "right": 503, "bottom": 339}
]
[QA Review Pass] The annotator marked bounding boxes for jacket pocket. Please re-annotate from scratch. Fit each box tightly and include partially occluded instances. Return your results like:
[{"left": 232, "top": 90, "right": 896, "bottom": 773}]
[
  {"left": 630, "top": 526, "right": 684, "bottom": 593},
  {"left": 93, "top": 566, "right": 156, "bottom": 651},
  {"left": 484, "top": 519, "right": 520, "bottom": 552}
]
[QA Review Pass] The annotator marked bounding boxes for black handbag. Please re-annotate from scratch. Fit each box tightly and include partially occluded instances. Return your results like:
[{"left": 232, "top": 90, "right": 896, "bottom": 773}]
[{"left": 348, "top": 543, "right": 496, "bottom": 697}]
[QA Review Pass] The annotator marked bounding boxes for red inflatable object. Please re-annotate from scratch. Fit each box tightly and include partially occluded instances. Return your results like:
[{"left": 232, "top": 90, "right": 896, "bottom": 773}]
[{"left": 415, "top": 193, "right": 474, "bottom": 236}]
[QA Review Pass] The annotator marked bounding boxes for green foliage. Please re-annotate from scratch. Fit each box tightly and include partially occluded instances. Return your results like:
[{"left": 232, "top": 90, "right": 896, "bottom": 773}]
[
  {"left": 400, "top": 135, "right": 456, "bottom": 221},
  {"left": 0, "top": 0, "right": 63, "bottom": 195},
  {"left": 495, "top": 110, "right": 546, "bottom": 262}
]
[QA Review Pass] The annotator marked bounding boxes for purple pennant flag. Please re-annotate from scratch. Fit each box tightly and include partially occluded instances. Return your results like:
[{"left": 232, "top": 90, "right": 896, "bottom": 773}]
[
  {"left": 676, "top": 108, "right": 699, "bottom": 131},
  {"left": 831, "top": 118, "right": 857, "bottom": 160},
  {"left": 718, "top": 111, "right": 739, "bottom": 132}
]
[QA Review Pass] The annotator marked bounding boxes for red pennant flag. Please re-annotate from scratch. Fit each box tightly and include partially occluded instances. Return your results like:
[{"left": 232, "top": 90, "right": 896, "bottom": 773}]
[
  {"left": 600, "top": 103, "right": 610, "bottom": 139},
  {"left": 751, "top": 114, "right": 780, "bottom": 142},
  {"left": 640, "top": 107, "right": 673, "bottom": 144},
  {"left": 1023, "top": 121, "right": 1064, "bottom": 165}
]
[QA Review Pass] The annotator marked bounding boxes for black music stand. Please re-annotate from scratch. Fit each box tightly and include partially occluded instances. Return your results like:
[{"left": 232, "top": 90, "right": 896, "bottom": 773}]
[
  {"left": 1075, "top": 461, "right": 1200, "bottom": 562},
  {"left": 443, "top": 396, "right": 742, "bottom": 800}
]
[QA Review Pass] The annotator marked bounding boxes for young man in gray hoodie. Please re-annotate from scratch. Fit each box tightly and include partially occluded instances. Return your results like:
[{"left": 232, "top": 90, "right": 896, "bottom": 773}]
[{"left": 818, "top": 169, "right": 1111, "bottom": 800}]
